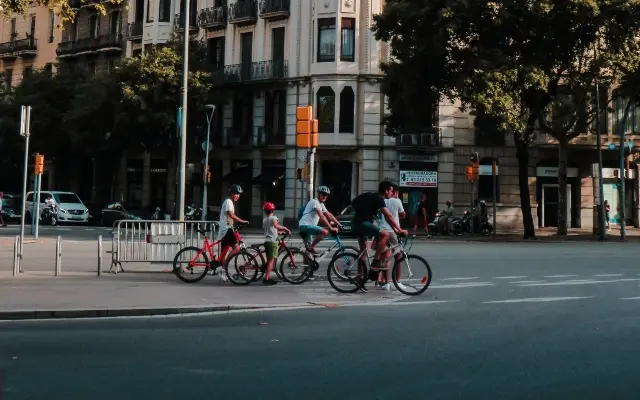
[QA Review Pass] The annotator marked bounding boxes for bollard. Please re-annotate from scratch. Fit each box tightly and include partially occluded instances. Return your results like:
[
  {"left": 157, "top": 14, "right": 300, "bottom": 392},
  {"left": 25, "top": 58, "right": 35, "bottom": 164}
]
[
  {"left": 97, "top": 235, "right": 103, "bottom": 276},
  {"left": 55, "top": 235, "right": 62, "bottom": 276},
  {"left": 13, "top": 236, "right": 19, "bottom": 276}
]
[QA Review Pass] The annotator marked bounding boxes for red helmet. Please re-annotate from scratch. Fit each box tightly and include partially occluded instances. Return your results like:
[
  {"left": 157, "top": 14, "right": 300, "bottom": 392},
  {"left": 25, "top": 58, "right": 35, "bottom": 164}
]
[{"left": 263, "top": 202, "right": 276, "bottom": 212}]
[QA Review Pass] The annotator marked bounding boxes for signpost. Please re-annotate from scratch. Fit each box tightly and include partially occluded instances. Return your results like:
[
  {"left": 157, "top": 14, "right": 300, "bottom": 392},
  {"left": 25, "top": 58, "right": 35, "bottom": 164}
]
[{"left": 18, "top": 105, "right": 32, "bottom": 274}]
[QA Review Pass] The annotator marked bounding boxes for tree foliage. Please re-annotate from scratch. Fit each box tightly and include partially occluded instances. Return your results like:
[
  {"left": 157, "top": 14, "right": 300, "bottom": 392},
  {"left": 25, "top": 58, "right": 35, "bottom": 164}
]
[{"left": 1, "top": 0, "right": 121, "bottom": 25}]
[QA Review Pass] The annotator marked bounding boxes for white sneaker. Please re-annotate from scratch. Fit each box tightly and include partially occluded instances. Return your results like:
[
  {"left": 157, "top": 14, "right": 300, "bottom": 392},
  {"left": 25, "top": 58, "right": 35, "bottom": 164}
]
[
  {"left": 379, "top": 283, "right": 391, "bottom": 291},
  {"left": 395, "top": 282, "right": 408, "bottom": 291}
]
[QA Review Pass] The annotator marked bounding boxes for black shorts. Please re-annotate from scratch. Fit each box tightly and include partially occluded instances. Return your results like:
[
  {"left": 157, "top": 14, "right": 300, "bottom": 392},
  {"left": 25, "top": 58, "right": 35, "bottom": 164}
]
[{"left": 221, "top": 229, "right": 238, "bottom": 248}]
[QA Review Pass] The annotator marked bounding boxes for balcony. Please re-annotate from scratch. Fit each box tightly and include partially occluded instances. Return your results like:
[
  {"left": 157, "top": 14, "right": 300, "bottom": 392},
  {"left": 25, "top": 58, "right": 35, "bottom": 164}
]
[
  {"left": 174, "top": 13, "right": 199, "bottom": 33},
  {"left": 68, "top": 0, "right": 82, "bottom": 9},
  {"left": 228, "top": 0, "right": 257, "bottom": 25},
  {"left": 223, "top": 127, "right": 255, "bottom": 147},
  {"left": 0, "top": 38, "right": 38, "bottom": 59},
  {"left": 198, "top": 6, "right": 227, "bottom": 29},
  {"left": 396, "top": 128, "right": 442, "bottom": 149},
  {"left": 127, "top": 21, "right": 143, "bottom": 39},
  {"left": 56, "top": 34, "right": 123, "bottom": 57},
  {"left": 259, "top": 0, "right": 289, "bottom": 21},
  {"left": 224, "top": 60, "right": 288, "bottom": 83},
  {"left": 257, "top": 127, "right": 286, "bottom": 147}
]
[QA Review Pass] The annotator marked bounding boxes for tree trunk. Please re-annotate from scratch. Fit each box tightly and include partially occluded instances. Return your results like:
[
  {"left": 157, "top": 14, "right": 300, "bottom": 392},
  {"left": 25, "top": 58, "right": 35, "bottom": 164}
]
[
  {"left": 515, "top": 133, "right": 536, "bottom": 239},
  {"left": 557, "top": 136, "right": 568, "bottom": 235}
]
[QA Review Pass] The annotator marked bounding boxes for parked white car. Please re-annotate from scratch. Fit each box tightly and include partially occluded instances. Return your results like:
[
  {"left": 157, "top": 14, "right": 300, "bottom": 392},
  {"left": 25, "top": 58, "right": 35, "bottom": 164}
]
[{"left": 25, "top": 191, "right": 89, "bottom": 224}]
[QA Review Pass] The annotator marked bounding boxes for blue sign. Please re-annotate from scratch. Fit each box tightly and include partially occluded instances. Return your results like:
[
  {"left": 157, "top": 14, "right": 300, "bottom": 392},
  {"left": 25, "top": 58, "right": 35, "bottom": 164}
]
[
  {"left": 608, "top": 143, "right": 616, "bottom": 150},
  {"left": 627, "top": 140, "right": 633, "bottom": 151}
]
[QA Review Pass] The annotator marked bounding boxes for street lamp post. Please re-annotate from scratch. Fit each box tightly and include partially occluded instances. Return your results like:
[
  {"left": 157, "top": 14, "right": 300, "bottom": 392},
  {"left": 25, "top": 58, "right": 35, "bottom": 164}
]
[
  {"left": 177, "top": 0, "right": 191, "bottom": 221},
  {"left": 202, "top": 105, "right": 216, "bottom": 221}
]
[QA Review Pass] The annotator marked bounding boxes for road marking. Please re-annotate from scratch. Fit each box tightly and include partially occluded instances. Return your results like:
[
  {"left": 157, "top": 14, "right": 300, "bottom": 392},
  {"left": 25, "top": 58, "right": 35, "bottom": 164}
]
[
  {"left": 509, "top": 280, "right": 546, "bottom": 284},
  {"left": 518, "top": 278, "right": 640, "bottom": 287},
  {"left": 439, "top": 277, "right": 479, "bottom": 281},
  {"left": 483, "top": 296, "right": 593, "bottom": 304},
  {"left": 430, "top": 282, "right": 494, "bottom": 289},
  {"left": 494, "top": 276, "right": 528, "bottom": 279},
  {"left": 621, "top": 297, "right": 640, "bottom": 300},
  {"left": 594, "top": 274, "right": 624, "bottom": 277},
  {"left": 544, "top": 275, "right": 578, "bottom": 278}
]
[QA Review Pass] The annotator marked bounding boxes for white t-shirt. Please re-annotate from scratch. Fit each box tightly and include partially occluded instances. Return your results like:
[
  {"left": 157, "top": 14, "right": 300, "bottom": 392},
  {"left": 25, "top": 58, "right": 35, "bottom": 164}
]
[
  {"left": 298, "top": 199, "right": 328, "bottom": 227},
  {"left": 380, "top": 198, "right": 404, "bottom": 232},
  {"left": 263, "top": 215, "right": 279, "bottom": 243},
  {"left": 217, "top": 198, "right": 235, "bottom": 238}
]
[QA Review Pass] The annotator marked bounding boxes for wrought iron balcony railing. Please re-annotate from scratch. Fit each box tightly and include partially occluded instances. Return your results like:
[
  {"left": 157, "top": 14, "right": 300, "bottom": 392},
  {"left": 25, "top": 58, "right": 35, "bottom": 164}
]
[
  {"left": 0, "top": 38, "right": 37, "bottom": 57},
  {"left": 174, "top": 12, "right": 199, "bottom": 31},
  {"left": 259, "top": 0, "right": 290, "bottom": 20},
  {"left": 56, "top": 34, "right": 123, "bottom": 56},
  {"left": 224, "top": 60, "right": 288, "bottom": 83},
  {"left": 198, "top": 5, "right": 227, "bottom": 28},
  {"left": 127, "top": 21, "right": 143, "bottom": 38},
  {"left": 228, "top": 0, "right": 257, "bottom": 24}
]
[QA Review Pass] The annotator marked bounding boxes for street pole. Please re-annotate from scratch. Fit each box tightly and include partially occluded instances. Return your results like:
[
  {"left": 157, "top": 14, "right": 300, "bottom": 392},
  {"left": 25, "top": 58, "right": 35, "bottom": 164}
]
[
  {"left": 201, "top": 106, "right": 215, "bottom": 221},
  {"left": 492, "top": 160, "right": 497, "bottom": 239},
  {"left": 18, "top": 105, "right": 32, "bottom": 274},
  {"left": 34, "top": 172, "right": 41, "bottom": 239},
  {"left": 177, "top": 1, "right": 191, "bottom": 221},
  {"left": 308, "top": 148, "right": 316, "bottom": 201},
  {"left": 619, "top": 116, "right": 626, "bottom": 241},
  {"left": 594, "top": 41, "right": 606, "bottom": 241}
]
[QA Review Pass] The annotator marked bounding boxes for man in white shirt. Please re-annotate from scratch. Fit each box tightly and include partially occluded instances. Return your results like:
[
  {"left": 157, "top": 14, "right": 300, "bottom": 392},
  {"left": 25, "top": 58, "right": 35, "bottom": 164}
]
[
  {"left": 378, "top": 185, "right": 407, "bottom": 291},
  {"left": 217, "top": 184, "right": 249, "bottom": 268},
  {"left": 298, "top": 186, "right": 340, "bottom": 255}
]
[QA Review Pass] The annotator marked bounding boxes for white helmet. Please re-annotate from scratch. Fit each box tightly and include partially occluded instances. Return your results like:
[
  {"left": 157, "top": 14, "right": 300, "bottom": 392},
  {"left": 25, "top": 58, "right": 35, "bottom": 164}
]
[{"left": 317, "top": 186, "right": 330, "bottom": 195}]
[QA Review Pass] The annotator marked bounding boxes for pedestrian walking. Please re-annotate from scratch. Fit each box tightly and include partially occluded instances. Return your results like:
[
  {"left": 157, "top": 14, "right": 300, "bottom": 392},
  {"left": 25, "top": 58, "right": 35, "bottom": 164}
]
[
  {"left": 605, "top": 200, "right": 611, "bottom": 232},
  {"left": 0, "top": 192, "right": 6, "bottom": 227}
]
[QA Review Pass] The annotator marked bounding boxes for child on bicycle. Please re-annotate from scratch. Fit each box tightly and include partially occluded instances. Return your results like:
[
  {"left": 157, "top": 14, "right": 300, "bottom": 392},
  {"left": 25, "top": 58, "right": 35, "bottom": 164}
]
[{"left": 262, "top": 202, "right": 291, "bottom": 286}]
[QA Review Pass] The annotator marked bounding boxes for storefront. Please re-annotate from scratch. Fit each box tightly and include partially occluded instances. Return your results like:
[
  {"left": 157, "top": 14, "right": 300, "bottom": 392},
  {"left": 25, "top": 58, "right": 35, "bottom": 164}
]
[
  {"left": 535, "top": 166, "right": 578, "bottom": 228},
  {"left": 398, "top": 153, "right": 439, "bottom": 225},
  {"left": 601, "top": 167, "right": 636, "bottom": 225}
]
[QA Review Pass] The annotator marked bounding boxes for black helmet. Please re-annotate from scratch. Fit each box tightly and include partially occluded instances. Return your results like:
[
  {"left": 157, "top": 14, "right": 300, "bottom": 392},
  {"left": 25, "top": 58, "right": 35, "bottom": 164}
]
[{"left": 229, "top": 184, "right": 243, "bottom": 194}]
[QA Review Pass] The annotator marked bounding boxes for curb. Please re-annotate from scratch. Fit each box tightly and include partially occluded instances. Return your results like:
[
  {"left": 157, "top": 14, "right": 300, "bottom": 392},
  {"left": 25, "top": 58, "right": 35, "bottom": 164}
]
[{"left": 0, "top": 304, "right": 300, "bottom": 321}]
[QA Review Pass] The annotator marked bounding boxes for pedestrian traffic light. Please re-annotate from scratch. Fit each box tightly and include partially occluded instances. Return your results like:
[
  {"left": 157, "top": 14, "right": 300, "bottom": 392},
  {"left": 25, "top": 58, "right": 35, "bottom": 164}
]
[
  {"left": 296, "top": 106, "right": 318, "bottom": 149},
  {"left": 466, "top": 165, "right": 478, "bottom": 182},
  {"left": 470, "top": 152, "right": 479, "bottom": 163},
  {"left": 34, "top": 154, "right": 44, "bottom": 175},
  {"left": 207, "top": 171, "right": 211, "bottom": 183}
]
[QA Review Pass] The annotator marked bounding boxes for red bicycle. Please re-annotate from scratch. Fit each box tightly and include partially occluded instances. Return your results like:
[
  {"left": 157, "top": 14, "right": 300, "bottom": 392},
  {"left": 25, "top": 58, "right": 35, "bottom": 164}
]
[{"left": 172, "top": 224, "right": 264, "bottom": 285}]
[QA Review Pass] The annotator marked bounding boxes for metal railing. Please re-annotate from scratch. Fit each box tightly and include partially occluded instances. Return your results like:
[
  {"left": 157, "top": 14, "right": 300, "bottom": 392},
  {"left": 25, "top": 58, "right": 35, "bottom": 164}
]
[
  {"left": 127, "top": 21, "right": 143, "bottom": 38},
  {"left": 56, "top": 35, "right": 123, "bottom": 56},
  {"left": 0, "top": 38, "right": 37, "bottom": 56},
  {"left": 174, "top": 12, "right": 199, "bottom": 30},
  {"left": 259, "top": 0, "right": 290, "bottom": 17},
  {"left": 110, "top": 220, "right": 220, "bottom": 272},
  {"left": 224, "top": 60, "right": 288, "bottom": 82},
  {"left": 198, "top": 5, "right": 227, "bottom": 28},
  {"left": 228, "top": 0, "right": 257, "bottom": 23},
  {"left": 97, "top": 33, "right": 124, "bottom": 49},
  {"left": 396, "top": 128, "right": 442, "bottom": 147}
]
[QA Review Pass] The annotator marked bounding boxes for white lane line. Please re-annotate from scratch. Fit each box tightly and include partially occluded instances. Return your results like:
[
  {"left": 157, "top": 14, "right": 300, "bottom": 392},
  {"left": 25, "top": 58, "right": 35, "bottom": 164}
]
[
  {"left": 483, "top": 296, "right": 593, "bottom": 304},
  {"left": 621, "top": 297, "right": 640, "bottom": 300},
  {"left": 494, "top": 276, "right": 528, "bottom": 279},
  {"left": 544, "top": 275, "right": 578, "bottom": 278},
  {"left": 509, "top": 280, "right": 546, "bottom": 284},
  {"left": 594, "top": 274, "right": 624, "bottom": 277},
  {"left": 439, "top": 277, "right": 479, "bottom": 281},
  {"left": 518, "top": 278, "right": 640, "bottom": 287},
  {"left": 430, "top": 282, "right": 494, "bottom": 289}
]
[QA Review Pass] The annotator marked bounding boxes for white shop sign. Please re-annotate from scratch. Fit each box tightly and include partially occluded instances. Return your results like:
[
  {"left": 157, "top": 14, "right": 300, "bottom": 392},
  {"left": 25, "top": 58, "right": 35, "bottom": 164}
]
[
  {"left": 602, "top": 168, "right": 636, "bottom": 179},
  {"left": 399, "top": 170, "right": 438, "bottom": 188},
  {"left": 399, "top": 154, "right": 438, "bottom": 163},
  {"left": 536, "top": 167, "right": 579, "bottom": 178}
]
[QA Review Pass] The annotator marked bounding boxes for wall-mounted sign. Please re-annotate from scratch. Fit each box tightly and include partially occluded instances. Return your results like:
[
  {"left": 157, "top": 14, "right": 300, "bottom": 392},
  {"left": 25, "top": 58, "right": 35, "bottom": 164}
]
[
  {"left": 399, "top": 153, "right": 437, "bottom": 163},
  {"left": 536, "top": 167, "right": 579, "bottom": 178},
  {"left": 399, "top": 170, "right": 438, "bottom": 188},
  {"left": 479, "top": 165, "right": 499, "bottom": 176},
  {"left": 602, "top": 168, "right": 636, "bottom": 179}
]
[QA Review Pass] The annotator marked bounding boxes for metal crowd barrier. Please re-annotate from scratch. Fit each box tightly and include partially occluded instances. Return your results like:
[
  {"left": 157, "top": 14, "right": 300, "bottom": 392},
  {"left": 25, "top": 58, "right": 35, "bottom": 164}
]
[{"left": 109, "top": 220, "right": 220, "bottom": 273}]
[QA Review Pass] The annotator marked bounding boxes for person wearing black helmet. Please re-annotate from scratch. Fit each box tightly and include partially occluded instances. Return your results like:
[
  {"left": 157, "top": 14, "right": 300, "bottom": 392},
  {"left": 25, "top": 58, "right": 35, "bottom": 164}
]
[{"left": 217, "top": 184, "right": 249, "bottom": 270}]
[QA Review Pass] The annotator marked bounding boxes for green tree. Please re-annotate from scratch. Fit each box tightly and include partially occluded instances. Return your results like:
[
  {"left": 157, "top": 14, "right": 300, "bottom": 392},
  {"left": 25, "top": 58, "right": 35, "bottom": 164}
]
[{"left": 2, "top": 0, "right": 120, "bottom": 23}]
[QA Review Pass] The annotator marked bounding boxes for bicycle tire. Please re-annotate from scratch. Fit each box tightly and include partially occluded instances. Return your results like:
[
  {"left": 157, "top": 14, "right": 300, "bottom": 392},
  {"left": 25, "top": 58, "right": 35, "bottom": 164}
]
[
  {"left": 250, "top": 246, "right": 268, "bottom": 282},
  {"left": 392, "top": 254, "right": 432, "bottom": 295},
  {"left": 225, "top": 249, "right": 261, "bottom": 285},
  {"left": 327, "top": 251, "right": 365, "bottom": 294},
  {"left": 279, "top": 248, "right": 313, "bottom": 284},
  {"left": 330, "top": 245, "right": 360, "bottom": 280},
  {"left": 173, "top": 246, "right": 210, "bottom": 284}
]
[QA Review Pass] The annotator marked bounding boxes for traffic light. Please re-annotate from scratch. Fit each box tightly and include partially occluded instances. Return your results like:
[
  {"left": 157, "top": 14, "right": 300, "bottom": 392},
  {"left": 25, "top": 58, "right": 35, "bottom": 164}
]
[
  {"left": 296, "top": 106, "right": 319, "bottom": 149},
  {"left": 34, "top": 154, "right": 44, "bottom": 175},
  {"left": 470, "top": 152, "right": 479, "bottom": 163},
  {"left": 207, "top": 171, "right": 211, "bottom": 183}
]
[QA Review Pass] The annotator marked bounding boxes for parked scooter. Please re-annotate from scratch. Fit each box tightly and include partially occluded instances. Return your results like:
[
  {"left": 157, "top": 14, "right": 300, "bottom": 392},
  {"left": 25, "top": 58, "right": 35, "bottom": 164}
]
[
  {"left": 478, "top": 216, "right": 494, "bottom": 236},
  {"left": 185, "top": 205, "right": 202, "bottom": 221},
  {"left": 453, "top": 209, "right": 472, "bottom": 236}
]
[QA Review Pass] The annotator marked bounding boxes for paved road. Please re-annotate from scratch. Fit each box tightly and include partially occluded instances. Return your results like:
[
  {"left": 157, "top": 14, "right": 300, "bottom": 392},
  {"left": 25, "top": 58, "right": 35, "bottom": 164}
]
[
  {"left": 0, "top": 224, "right": 112, "bottom": 241},
  {"left": 2, "top": 294, "right": 640, "bottom": 399}
]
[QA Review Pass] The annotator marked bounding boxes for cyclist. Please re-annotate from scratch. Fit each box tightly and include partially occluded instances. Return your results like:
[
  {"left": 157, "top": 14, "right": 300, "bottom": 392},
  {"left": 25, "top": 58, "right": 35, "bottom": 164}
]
[
  {"left": 351, "top": 181, "right": 407, "bottom": 290},
  {"left": 217, "top": 184, "right": 249, "bottom": 271},
  {"left": 298, "top": 185, "right": 340, "bottom": 255},
  {"left": 376, "top": 184, "right": 407, "bottom": 291},
  {"left": 262, "top": 202, "right": 291, "bottom": 286}
]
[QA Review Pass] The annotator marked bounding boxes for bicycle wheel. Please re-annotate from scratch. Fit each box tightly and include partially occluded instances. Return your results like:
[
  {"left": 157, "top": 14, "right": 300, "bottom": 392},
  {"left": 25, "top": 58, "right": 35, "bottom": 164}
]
[
  {"left": 173, "top": 246, "right": 210, "bottom": 283},
  {"left": 392, "top": 254, "right": 432, "bottom": 295},
  {"left": 225, "top": 249, "right": 261, "bottom": 285},
  {"left": 327, "top": 251, "right": 366, "bottom": 293},
  {"left": 279, "top": 248, "right": 313, "bottom": 284},
  {"left": 330, "top": 246, "right": 361, "bottom": 281}
]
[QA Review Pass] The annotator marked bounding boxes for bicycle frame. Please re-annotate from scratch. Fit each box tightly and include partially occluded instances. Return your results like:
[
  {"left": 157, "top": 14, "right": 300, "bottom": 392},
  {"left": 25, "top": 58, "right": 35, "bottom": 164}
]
[
  {"left": 188, "top": 227, "right": 246, "bottom": 267},
  {"left": 305, "top": 234, "right": 347, "bottom": 263}
]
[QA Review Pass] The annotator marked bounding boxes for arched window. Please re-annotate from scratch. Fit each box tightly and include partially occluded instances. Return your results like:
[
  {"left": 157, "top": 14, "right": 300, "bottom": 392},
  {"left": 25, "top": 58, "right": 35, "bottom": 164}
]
[
  {"left": 478, "top": 158, "right": 500, "bottom": 202},
  {"left": 338, "top": 86, "right": 355, "bottom": 133},
  {"left": 317, "top": 86, "right": 335, "bottom": 133}
]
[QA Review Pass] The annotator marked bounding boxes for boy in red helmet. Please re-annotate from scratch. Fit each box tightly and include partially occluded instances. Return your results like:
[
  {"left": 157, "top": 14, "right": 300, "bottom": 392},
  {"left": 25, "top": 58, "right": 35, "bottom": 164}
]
[{"left": 262, "top": 202, "right": 291, "bottom": 285}]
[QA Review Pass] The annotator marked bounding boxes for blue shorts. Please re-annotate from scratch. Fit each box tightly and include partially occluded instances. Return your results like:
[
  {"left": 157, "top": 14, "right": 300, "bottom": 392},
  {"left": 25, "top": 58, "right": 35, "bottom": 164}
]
[{"left": 299, "top": 225, "right": 323, "bottom": 236}]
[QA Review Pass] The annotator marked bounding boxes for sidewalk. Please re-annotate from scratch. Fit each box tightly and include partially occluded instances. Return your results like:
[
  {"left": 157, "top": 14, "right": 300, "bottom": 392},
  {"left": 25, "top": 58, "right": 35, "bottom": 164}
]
[
  {"left": 0, "top": 272, "right": 398, "bottom": 320},
  {"left": 418, "top": 227, "right": 640, "bottom": 242}
]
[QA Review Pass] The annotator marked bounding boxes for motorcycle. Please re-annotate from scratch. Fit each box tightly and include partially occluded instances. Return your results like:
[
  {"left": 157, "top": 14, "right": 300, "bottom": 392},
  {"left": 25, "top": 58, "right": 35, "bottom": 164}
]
[
  {"left": 42, "top": 204, "right": 58, "bottom": 226},
  {"left": 453, "top": 210, "right": 472, "bottom": 236},
  {"left": 478, "top": 217, "right": 494, "bottom": 236},
  {"left": 185, "top": 205, "right": 202, "bottom": 221},
  {"left": 427, "top": 211, "right": 441, "bottom": 235}
]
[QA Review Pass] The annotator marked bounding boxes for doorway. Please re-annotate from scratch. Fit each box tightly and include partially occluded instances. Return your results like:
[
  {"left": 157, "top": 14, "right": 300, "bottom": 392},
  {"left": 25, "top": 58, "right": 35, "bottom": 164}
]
[
  {"left": 320, "top": 160, "right": 352, "bottom": 214},
  {"left": 541, "top": 184, "right": 571, "bottom": 227}
]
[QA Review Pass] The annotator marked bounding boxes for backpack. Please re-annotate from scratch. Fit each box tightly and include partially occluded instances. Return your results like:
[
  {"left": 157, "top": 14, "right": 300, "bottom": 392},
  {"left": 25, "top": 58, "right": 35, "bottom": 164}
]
[{"left": 297, "top": 206, "right": 305, "bottom": 221}]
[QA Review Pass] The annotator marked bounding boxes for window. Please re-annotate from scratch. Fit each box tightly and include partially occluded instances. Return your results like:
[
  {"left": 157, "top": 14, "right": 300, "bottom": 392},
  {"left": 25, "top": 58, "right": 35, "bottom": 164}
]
[
  {"left": 48, "top": 10, "right": 55, "bottom": 42},
  {"left": 207, "top": 37, "right": 225, "bottom": 68},
  {"left": 338, "top": 86, "right": 355, "bottom": 133},
  {"left": 159, "top": 0, "right": 171, "bottom": 22},
  {"left": 146, "top": 0, "right": 155, "bottom": 22},
  {"left": 4, "top": 69, "right": 12, "bottom": 89},
  {"left": 89, "top": 15, "right": 99, "bottom": 38},
  {"left": 317, "top": 86, "right": 335, "bottom": 133},
  {"left": 44, "top": 63, "right": 53, "bottom": 75},
  {"left": 23, "top": 67, "right": 33, "bottom": 80},
  {"left": 317, "top": 18, "right": 336, "bottom": 62},
  {"left": 29, "top": 15, "right": 36, "bottom": 39},
  {"left": 474, "top": 110, "right": 506, "bottom": 146},
  {"left": 478, "top": 158, "right": 500, "bottom": 202},
  {"left": 133, "top": 48, "right": 143, "bottom": 58},
  {"left": 261, "top": 160, "right": 286, "bottom": 210},
  {"left": 109, "top": 11, "right": 121, "bottom": 36},
  {"left": 340, "top": 18, "right": 355, "bottom": 62}
]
